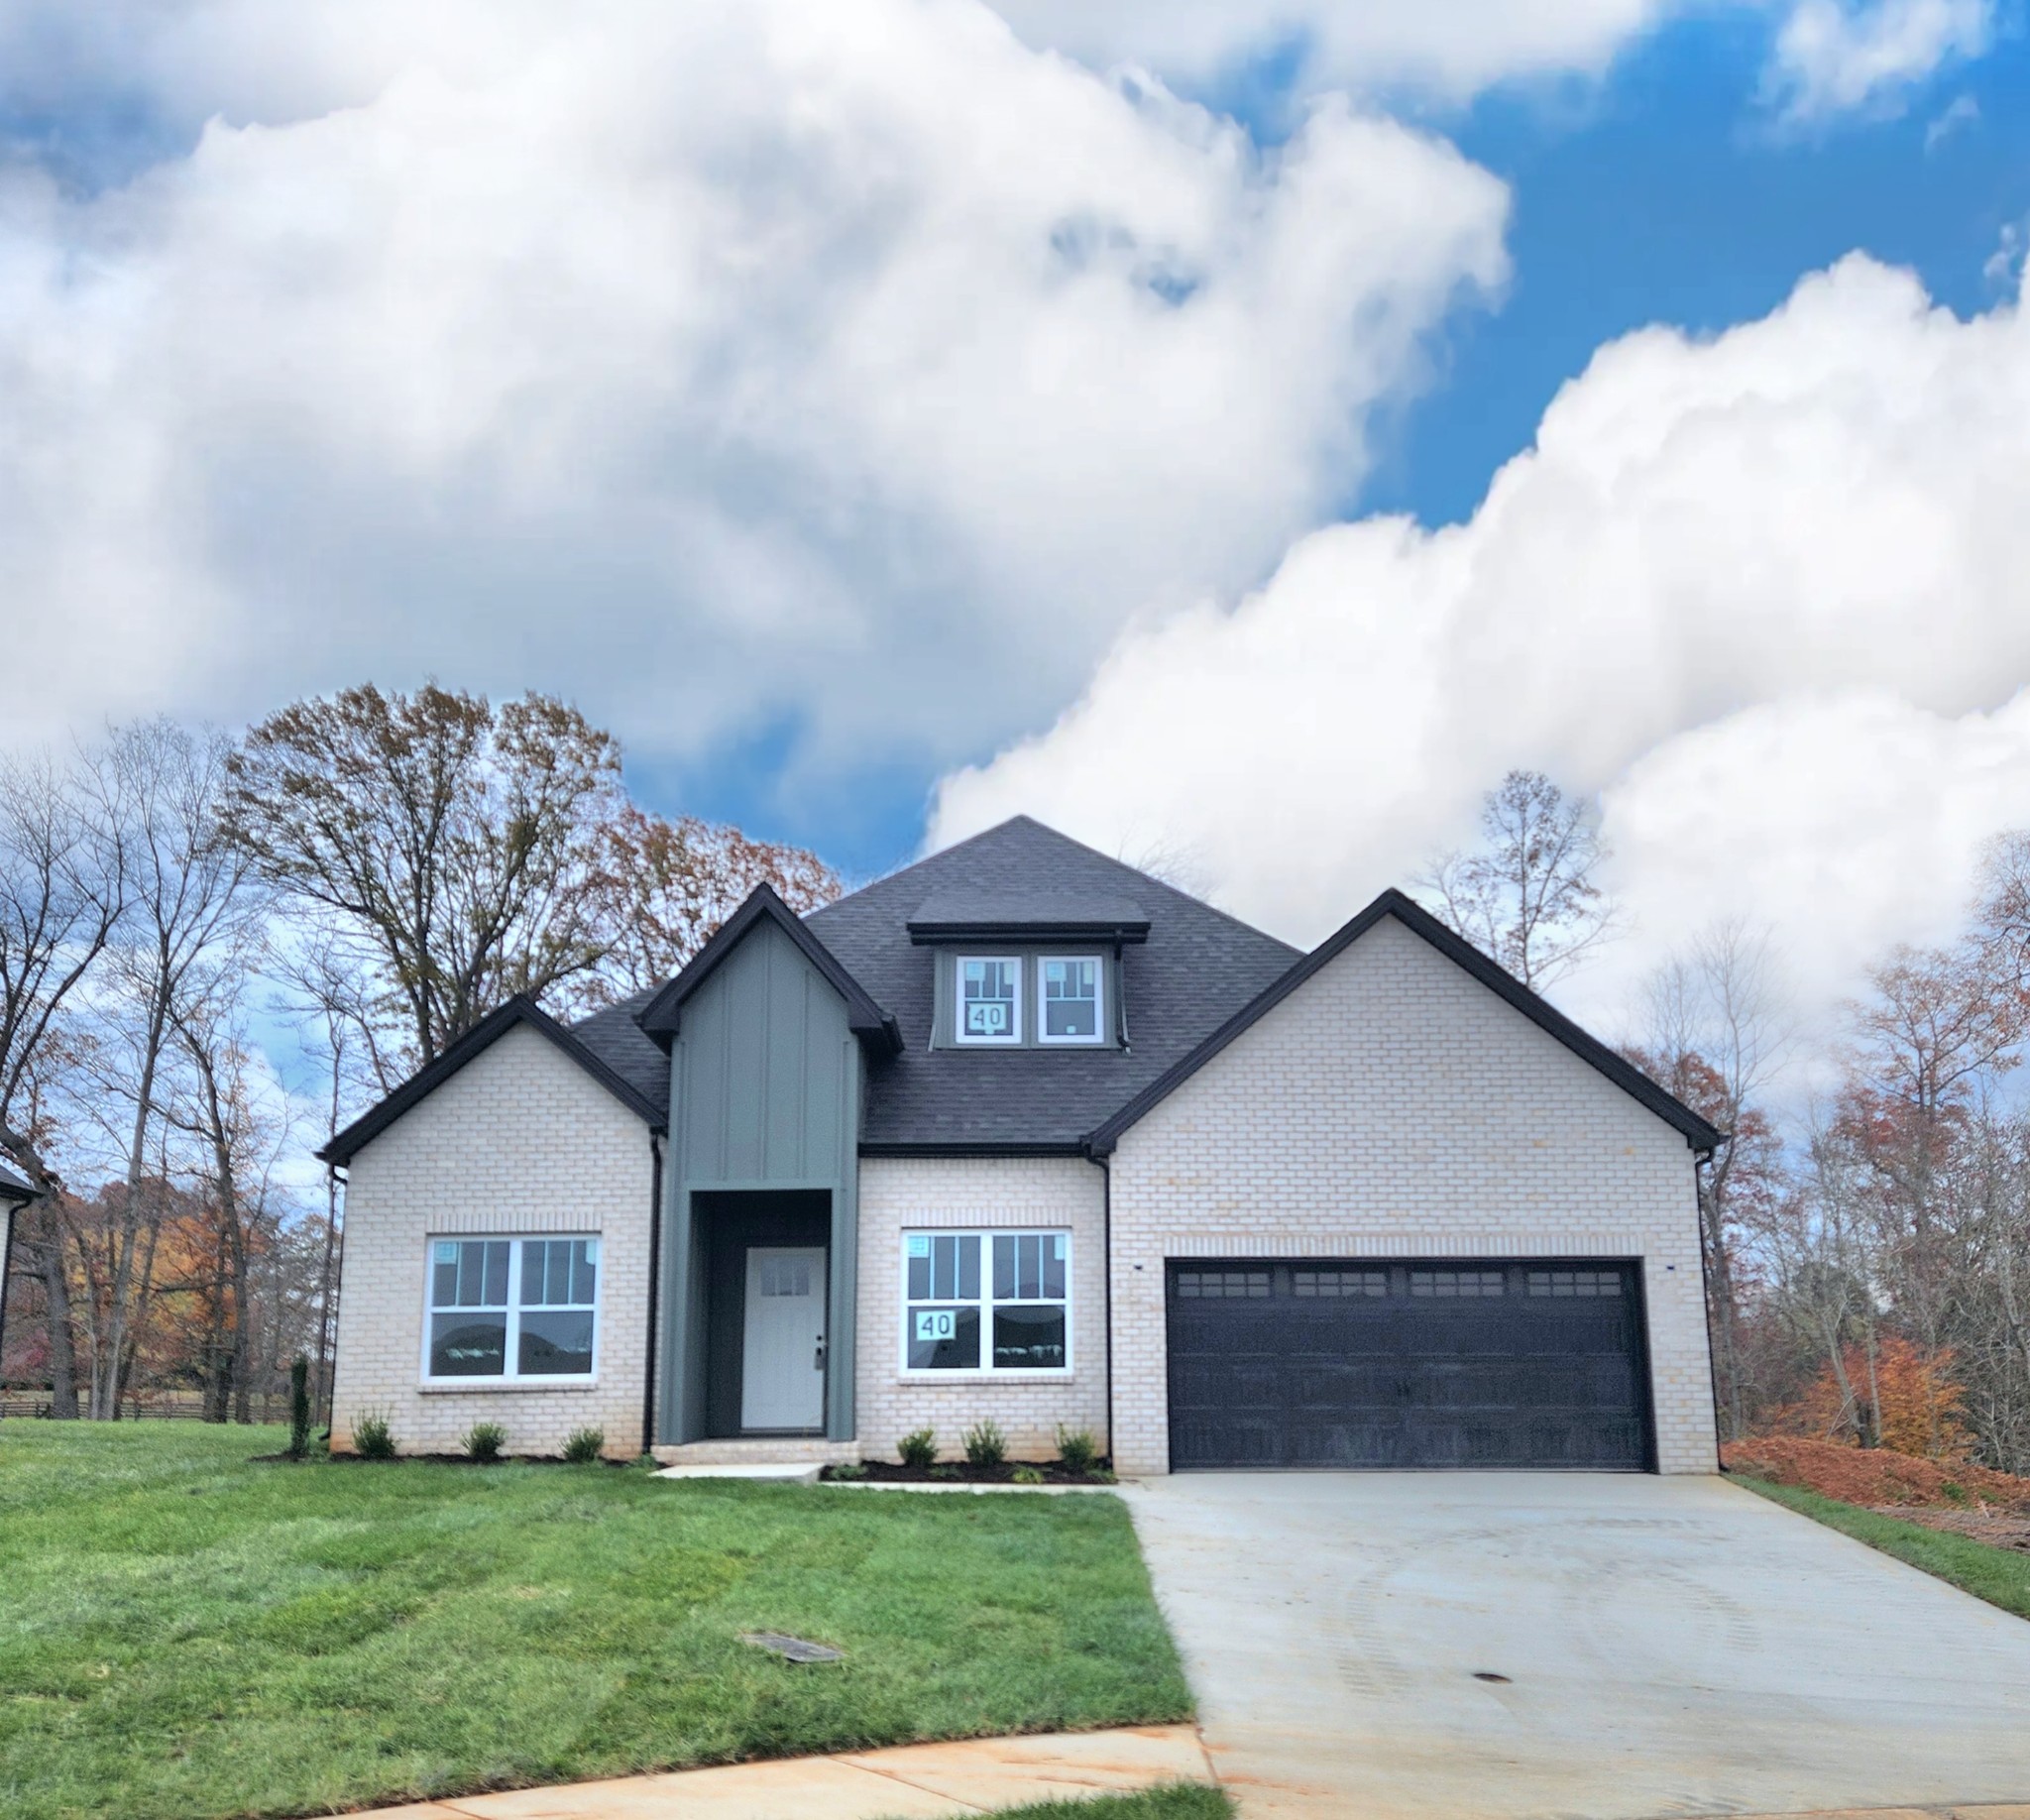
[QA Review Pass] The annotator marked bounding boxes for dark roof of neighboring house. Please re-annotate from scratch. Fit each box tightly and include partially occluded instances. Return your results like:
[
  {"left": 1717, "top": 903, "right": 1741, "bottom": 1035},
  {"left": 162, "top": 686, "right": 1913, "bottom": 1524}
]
[
  {"left": 805, "top": 816, "right": 1301, "bottom": 1150},
  {"left": 319, "top": 995, "right": 665, "bottom": 1166},
  {"left": 1087, "top": 886, "right": 1725, "bottom": 1155},
  {"left": 0, "top": 1161, "right": 35, "bottom": 1205}
]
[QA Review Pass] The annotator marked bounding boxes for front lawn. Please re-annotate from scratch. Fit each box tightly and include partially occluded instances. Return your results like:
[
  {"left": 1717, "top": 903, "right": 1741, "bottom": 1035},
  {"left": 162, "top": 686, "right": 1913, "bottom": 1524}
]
[
  {"left": 0, "top": 1422, "right": 1189, "bottom": 1820},
  {"left": 1736, "top": 1475, "right": 2030, "bottom": 1621}
]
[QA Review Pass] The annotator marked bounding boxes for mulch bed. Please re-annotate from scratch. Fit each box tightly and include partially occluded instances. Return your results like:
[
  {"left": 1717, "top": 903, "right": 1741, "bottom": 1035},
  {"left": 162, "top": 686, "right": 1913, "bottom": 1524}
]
[
  {"left": 1723, "top": 1434, "right": 2030, "bottom": 1511},
  {"left": 823, "top": 1460, "right": 1113, "bottom": 1484}
]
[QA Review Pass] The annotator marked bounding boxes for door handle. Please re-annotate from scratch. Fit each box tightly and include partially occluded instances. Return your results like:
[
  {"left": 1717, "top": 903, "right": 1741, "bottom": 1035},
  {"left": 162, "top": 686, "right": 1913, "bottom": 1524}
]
[{"left": 815, "top": 1333, "right": 828, "bottom": 1371}]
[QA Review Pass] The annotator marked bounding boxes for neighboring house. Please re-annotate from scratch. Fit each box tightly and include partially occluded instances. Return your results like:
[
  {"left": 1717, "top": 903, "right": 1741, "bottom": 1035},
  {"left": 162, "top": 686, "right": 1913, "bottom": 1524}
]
[
  {"left": 323, "top": 816, "right": 1722, "bottom": 1474},
  {"left": 0, "top": 1161, "right": 33, "bottom": 1374}
]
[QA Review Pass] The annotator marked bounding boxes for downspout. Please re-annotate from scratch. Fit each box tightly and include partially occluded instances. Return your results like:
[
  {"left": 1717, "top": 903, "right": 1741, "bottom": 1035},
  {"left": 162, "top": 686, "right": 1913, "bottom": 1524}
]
[
  {"left": 1097, "top": 1149, "right": 1114, "bottom": 1470},
  {"left": 1693, "top": 1142, "right": 1723, "bottom": 1473},
  {"left": 642, "top": 1132, "right": 665, "bottom": 1459}
]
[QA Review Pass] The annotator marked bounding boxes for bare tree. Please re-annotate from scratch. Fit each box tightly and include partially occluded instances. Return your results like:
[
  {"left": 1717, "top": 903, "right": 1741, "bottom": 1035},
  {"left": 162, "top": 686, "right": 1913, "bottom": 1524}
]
[
  {"left": 223, "top": 684, "right": 624, "bottom": 1073},
  {"left": 1417, "top": 770, "right": 1616, "bottom": 990}
]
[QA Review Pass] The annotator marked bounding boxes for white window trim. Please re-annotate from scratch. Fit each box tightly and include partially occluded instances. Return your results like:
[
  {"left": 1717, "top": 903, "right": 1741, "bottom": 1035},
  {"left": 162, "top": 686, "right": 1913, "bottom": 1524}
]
[
  {"left": 1035, "top": 954, "right": 1106, "bottom": 1046},
  {"left": 419, "top": 1233, "right": 602, "bottom": 1385},
  {"left": 899, "top": 1227, "right": 1072, "bottom": 1378},
  {"left": 954, "top": 955, "right": 1024, "bottom": 1045}
]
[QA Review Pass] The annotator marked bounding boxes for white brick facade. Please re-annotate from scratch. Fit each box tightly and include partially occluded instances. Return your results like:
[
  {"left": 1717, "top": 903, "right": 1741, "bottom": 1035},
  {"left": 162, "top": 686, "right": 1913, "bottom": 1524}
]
[
  {"left": 1106, "top": 915, "right": 1719, "bottom": 1477},
  {"left": 331, "top": 1024, "right": 655, "bottom": 1460},
  {"left": 856, "top": 1156, "right": 1108, "bottom": 1463}
]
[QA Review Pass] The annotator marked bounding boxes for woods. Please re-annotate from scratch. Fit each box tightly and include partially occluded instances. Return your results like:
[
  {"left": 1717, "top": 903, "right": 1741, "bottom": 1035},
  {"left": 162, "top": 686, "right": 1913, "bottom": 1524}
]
[{"left": 0, "top": 687, "right": 837, "bottom": 1422}]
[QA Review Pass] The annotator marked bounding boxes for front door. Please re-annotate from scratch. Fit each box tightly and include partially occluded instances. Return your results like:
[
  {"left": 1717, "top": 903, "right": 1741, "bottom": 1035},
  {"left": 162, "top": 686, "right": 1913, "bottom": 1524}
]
[{"left": 741, "top": 1247, "right": 827, "bottom": 1430}]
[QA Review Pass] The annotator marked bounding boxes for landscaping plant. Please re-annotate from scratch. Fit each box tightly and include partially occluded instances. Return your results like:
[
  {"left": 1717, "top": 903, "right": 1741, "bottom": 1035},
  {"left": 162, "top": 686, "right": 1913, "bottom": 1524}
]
[
  {"left": 463, "top": 1422, "right": 508, "bottom": 1463},
  {"left": 897, "top": 1426, "right": 938, "bottom": 1468},
  {"left": 352, "top": 1411, "right": 396, "bottom": 1459},
  {"left": 287, "top": 1356, "right": 312, "bottom": 1459},
  {"left": 562, "top": 1426, "right": 606, "bottom": 1464},
  {"left": 1012, "top": 1464, "right": 1046, "bottom": 1485},
  {"left": 1056, "top": 1425, "right": 1100, "bottom": 1474},
  {"left": 962, "top": 1420, "right": 1007, "bottom": 1468}
]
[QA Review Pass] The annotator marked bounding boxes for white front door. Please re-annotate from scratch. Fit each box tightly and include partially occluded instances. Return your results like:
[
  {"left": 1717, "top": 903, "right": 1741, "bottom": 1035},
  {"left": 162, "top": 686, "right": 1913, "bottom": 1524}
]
[{"left": 741, "top": 1246, "right": 827, "bottom": 1431}]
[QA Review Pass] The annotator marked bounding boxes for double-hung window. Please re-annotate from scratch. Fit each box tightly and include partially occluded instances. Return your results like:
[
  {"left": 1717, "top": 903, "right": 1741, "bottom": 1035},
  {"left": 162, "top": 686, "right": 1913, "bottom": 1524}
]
[
  {"left": 426, "top": 1236, "right": 599, "bottom": 1380},
  {"left": 956, "top": 957, "right": 1022, "bottom": 1043},
  {"left": 1038, "top": 957, "right": 1104, "bottom": 1043},
  {"left": 902, "top": 1229, "right": 1070, "bottom": 1373}
]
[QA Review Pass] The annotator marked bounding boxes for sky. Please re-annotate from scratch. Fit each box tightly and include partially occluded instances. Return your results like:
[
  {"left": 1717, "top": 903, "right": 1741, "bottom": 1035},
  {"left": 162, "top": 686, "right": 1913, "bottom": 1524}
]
[{"left": 3, "top": 0, "right": 2029, "bottom": 1092}]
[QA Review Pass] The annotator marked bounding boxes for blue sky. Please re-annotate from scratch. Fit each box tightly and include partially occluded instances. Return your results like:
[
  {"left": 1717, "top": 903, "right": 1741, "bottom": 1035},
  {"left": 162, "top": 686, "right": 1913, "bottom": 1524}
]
[{"left": 655, "top": 8, "right": 2030, "bottom": 882}]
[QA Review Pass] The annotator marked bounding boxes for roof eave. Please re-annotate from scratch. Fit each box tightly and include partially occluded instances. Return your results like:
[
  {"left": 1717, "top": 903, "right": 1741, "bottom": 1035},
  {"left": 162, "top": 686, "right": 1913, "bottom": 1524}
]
[{"left": 906, "top": 921, "right": 1151, "bottom": 946}]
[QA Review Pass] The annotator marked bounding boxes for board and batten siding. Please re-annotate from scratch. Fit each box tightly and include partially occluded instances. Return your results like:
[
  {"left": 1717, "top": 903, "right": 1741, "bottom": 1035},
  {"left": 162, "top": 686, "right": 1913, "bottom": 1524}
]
[
  {"left": 329, "top": 1022, "right": 655, "bottom": 1459},
  {"left": 660, "top": 915, "right": 862, "bottom": 1442},
  {"left": 1106, "top": 914, "right": 1719, "bottom": 1477}
]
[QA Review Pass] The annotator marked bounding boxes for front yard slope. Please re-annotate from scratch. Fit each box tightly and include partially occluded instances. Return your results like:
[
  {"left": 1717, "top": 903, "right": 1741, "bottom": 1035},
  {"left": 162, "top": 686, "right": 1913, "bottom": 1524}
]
[{"left": 0, "top": 1423, "right": 1189, "bottom": 1820}]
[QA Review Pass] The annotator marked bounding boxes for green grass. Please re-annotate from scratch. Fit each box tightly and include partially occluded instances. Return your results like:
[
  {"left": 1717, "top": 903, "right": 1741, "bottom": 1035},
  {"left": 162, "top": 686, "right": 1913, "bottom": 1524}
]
[
  {"left": 0, "top": 1422, "right": 1190, "bottom": 1820},
  {"left": 1736, "top": 1475, "right": 2030, "bottom": 1621},
  {"left": 967, "top": 1787, "right": 1230, "bottom": 1820}
]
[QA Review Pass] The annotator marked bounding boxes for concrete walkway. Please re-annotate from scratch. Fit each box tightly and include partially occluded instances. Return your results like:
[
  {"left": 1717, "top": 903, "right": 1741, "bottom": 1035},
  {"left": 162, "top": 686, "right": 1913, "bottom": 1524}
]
[
  {"left": 1123, "top": 1472, "right": 2030, "bottom": 1820},
  {"left": 345, "top": 1724, "right": 1213, "bottom": 1818}
]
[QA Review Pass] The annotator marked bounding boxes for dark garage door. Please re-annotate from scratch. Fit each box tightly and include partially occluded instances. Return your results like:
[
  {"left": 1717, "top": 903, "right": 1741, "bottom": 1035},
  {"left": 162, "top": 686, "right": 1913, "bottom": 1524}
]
[{"left": 1166, "top": 1259, "right": 1651, "bottom": 1470}]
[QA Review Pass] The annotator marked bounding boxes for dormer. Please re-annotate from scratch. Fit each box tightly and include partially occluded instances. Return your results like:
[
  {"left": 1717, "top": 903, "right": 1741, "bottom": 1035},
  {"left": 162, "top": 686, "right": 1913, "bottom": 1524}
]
[{"left": 906, "top": 889, "right": 1150, "bottom": 1051}]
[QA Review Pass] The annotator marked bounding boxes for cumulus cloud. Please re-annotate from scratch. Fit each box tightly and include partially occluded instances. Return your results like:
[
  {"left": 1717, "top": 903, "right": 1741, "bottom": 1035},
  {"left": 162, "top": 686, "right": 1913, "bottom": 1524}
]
[
  {"left": 0, "top": 0, "right": 1506, "bottom": 793},
  {"left": 931, "top": 256, "right": 2030, "bottom": 1053},
  {"left": 1765, "top": 0, "right": 1993, "bottom": 120}
]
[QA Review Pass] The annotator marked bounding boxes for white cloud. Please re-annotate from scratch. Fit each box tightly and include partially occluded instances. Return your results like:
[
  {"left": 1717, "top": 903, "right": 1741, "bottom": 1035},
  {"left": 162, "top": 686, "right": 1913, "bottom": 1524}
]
[
  {"left": 0, "top": 0, "right": 1507, "bottom": 792},
  {"left": 1923, "top": 90, "right": 1980, "bottom": 149},
  {"left": 930, "top": 255, "right": 2030, "bottom": 1061},
  {"left": 1765, "top": 0, "right": 1993, "bottom": 120}
]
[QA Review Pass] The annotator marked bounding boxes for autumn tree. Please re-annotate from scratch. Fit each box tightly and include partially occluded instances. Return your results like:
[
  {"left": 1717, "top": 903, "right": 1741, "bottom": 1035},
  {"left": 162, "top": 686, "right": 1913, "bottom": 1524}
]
[
  {"left": 585, "top": 805, "right": 843, "bottom": 1002},
  {"left": 1418, "top": 769, "right": 1615, "bottom": 989},
  {"left": 224, "top": 685, "right": 624, "bottom": 1078}
]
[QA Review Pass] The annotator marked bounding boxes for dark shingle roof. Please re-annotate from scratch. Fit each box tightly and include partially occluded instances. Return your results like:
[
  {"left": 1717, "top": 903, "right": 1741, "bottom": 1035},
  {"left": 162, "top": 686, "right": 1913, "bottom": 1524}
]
[
  {"left": 805, "top": 816, "right": 1299, "bottom": 1149},
  {"left": 571, "top": 987, "right": 671, "bottom": 1109},
  {"left": 906, "top": 886, "right": 1152, "bottom": 943},
  {"left": 0, "top": 1161, "right": 35, "bottom": 1204}
]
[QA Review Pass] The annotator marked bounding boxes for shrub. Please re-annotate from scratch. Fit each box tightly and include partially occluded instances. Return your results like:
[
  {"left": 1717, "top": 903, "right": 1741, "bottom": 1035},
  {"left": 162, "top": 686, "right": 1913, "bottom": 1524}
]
[
  {"left": 962, "top": 1421, "right": 1006, "bottom": 1468},
  {"left": 352, "top": 1411, "right": 396, "bottom": 1460},
  {"left": 1012, "top": 1464, "right": 1045, "bottom": 1485},
  {"left": 287, "top": 1356, "right": 312, "bottom": 1459},
  {"left": 897, "top": 1427, "right": 938, "bottom": 1468},
  {"left": 929, "top": 1463, "right": 960, "bottom": 1480},
  {"left": 1055, "top": 1424, "right": 1100, "bottom": 1474},
  {"left": 829, "top": 1460, "right": 868, "bottom": 1480},
  {"left": 463, "top": 1422, "right": 507, "bottom": 1463},
  {"left": 562, "top": 1426, "right": 605, "bottom": 1464}
]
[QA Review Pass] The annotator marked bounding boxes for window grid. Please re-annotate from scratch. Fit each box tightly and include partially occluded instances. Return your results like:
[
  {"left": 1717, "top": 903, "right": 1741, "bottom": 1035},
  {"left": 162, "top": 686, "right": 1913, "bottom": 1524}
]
[
  {"left": 425, "top": 1236, "right": 598, "bottom": 1381},
  {"left": 1294, "top": 1269, "right": 1388, "bottom": 1299},
  {"left": 902, "top": 1229, "right": 1070, "bottom": 1374},
  {"left": 1410, "top": 1269, "right": 1506, "bottom": 1299},
  {"left": 956, "top": 956, "right": 1022, "bottom": 1043},
  {"left": 1176, "top": 1270, "right": 1272, "bottom": 1299},
  {"left": 1526, "top": 1269, "right": 1623, "bottom": 1298},
  {"left": 1038, "top": 956, "right": 1105, "bottom": 1045}
]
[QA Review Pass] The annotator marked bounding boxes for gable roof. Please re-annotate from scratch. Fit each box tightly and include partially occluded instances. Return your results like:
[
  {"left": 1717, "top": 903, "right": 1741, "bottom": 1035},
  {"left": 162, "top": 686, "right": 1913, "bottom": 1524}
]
[
  {"left": 635, "top": 883, "right": 902, "bottom": 1054},
  {"left": 1085, "top": 886, "right": 1724, "bottom": 1155},
  {"left": 807, "top": 816, "right": 1300, "bottom": 1150},
  {"left": 318, "top": 995, "right": 666, "bottom": 1167},
  {"left": 0, "top": 1161, "right": 34, "bottom": 1205}
]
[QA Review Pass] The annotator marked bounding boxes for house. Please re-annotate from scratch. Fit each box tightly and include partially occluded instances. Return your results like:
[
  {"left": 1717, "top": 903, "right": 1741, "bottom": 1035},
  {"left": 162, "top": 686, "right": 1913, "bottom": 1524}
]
[
  {"left": 0, "top": 1161, "right": 32, "bottom": 1342},
  {"left": 322, "top": 816, "right": 1722, "bottom": 1474}
]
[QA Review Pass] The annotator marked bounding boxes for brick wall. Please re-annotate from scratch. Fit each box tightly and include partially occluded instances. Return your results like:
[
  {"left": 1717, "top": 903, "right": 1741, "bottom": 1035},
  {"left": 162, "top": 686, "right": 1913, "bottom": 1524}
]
[
  {"left": 856, "top": 1156, "right": 1108, "bottom": 1463},
  {"left": 1108, "top": 914, "right": 1718, "bottom": 1476},
  {"left": 330, "top": 1024, "right": 656, "bottom": 1460}
]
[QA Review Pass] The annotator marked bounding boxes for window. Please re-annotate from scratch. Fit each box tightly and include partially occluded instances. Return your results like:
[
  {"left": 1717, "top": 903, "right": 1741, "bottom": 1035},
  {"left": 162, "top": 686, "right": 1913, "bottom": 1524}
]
[
  {"left": 1038, "top": 956, "right": 1104, "bottom": 1044},
  {"left": 902, "top": 1230, "right": 1069, "bottom": 1372},
  {"left": 1410, "top": 1269, "right": 1505, "bottom": 1298},
  {"left": 956, "top": 957, "right": 1022, "bottom": 1043},
  {"left": 1527, "top": 1269, "right": 1623, "bottom": 1298},
  {"left": 1175, "top": 1269, "right": 1271, "bottom": 1299},
  {"left": 426, "top": 1236, "right": 598, "bottom": 1380},
  {"left": 1294, "top": 1269, "right": 1387, "bottom": 1298}
]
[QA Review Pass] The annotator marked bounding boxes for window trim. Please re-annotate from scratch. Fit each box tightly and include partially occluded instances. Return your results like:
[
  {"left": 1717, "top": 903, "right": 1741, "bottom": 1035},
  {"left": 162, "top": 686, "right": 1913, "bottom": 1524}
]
[
  {"left": 1035, "top": 954, "right": 1106, "bottom": 1046},
  {"left": 898, "top": 1227, "right": 1072, "bottom": 1378},
  {"left": 419, "top": 1233, "right": 602, "bottom": 1385},
  {"left": 953, "top": 955, "right": 1024, "bottom": 1045}
]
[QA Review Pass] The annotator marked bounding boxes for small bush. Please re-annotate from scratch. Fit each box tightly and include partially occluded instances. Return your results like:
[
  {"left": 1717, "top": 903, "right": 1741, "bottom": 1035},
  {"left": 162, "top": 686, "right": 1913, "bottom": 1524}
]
[
  {"left": 287, "top": 1356, "right": 312, "bottom": 1459},
  {"left": 562, "top": 1426, "right": 605, "bottom": 1464},
  {"left": 929, "top": 1462, "right": 960, "bottom": 1480},
  {"left": 1085, "top": 1466, "right": 1117, "bottom": 1483},
  {"left": 897, "top": 1427, "right": 938, "bottom": 1468},
  {"left": 1011, "top": 1464, "right": 1045, "bottom": 1485},
  {"left": 962, "top": 1421, "right": 1006, "bottom": 1468},
  {"left": 352, "top": 1411, "right": 396, "bottom": 1460},
  {"left": 463, "top": 1422, "right": 507, "bottom": 1463},
  {"left": 1056, "top": 1424, "right": 1100, "bottom": 1473},
  {"left": 829, "top": 1460, "right": 868, "bottom": 1480}
]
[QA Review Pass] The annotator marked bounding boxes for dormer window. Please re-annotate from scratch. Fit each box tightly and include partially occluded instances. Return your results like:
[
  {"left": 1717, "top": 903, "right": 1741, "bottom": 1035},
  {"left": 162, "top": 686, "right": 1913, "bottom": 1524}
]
[
  {"left": 957, "top": 957, "right": 1022, "bottom": 1043},
  {"left": 1038, "top": 957, "right": 1104, "bottom": 1044}
]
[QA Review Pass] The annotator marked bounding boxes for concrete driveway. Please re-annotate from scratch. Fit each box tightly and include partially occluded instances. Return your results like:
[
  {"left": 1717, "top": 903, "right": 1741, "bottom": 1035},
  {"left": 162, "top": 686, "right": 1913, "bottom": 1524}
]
[{"left": 1123, "top": 1472, "right": 2030, "bottom": 1820}]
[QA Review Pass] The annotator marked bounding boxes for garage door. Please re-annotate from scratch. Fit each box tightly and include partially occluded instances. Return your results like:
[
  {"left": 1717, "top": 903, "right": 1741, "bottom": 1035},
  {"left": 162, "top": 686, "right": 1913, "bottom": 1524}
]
[{"left": 1166, "top": 1259, "right": 1651, "bottom": 1470}]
